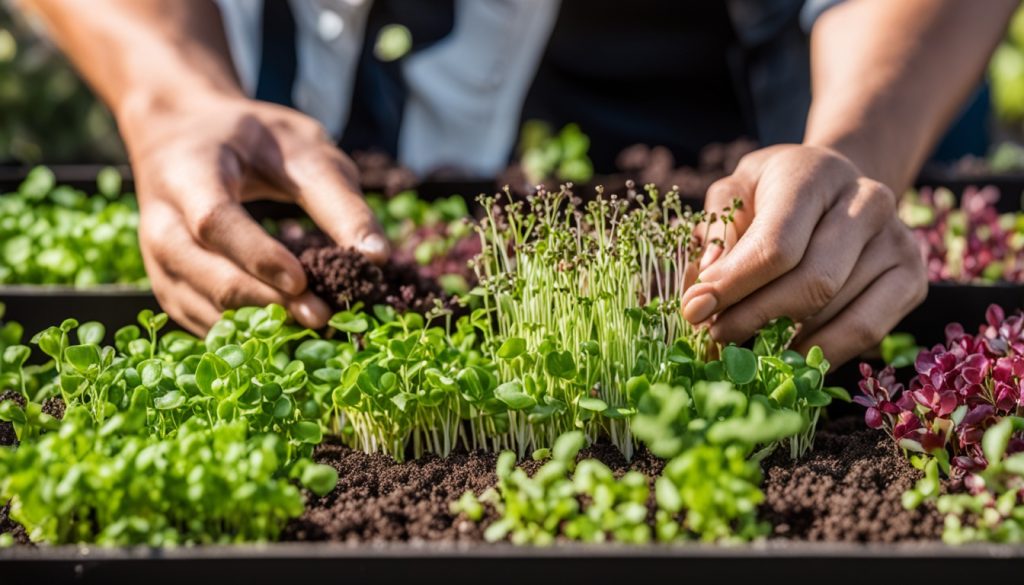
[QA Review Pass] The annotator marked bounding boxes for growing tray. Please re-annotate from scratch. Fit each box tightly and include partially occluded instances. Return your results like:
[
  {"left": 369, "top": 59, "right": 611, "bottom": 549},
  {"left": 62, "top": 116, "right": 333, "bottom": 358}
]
[
  {"left": 1, "top": 541, "right": 1022, "bottom": 585},
  {"left": 0, "top": 285, "right": 161, "bottom": 344},
  {"left": 0, "top": 167, "right": 497, "bottom": 340},
  {"left": 915, "top": 171, "right": 1024, "bottom": 213}
]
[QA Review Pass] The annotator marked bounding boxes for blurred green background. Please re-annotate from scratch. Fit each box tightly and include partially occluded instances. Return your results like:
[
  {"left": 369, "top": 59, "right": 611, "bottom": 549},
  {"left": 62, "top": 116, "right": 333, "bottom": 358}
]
[{"left": 0, "top": 2, "right": 125, "bottom": 165}]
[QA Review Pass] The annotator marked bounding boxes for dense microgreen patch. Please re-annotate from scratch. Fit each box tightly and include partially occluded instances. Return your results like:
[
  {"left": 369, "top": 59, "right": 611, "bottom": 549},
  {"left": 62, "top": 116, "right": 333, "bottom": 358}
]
[
  {"left": 0, "top": 305, "right": 338, "bottom": 545},
  {"left": 900, "top": 186, "right": 1024, "bottom": 284},
  {"left": 470, "top": 185, "right": 839, "bottom": 460},
  {"left": 0, "top": 166, "right": 146, "bottom": 286},
  {"left": 454, "top": 321, "right": 845, "bottom": 544},
  {"left": 859, "top": 304, "right": 1024, "bottom": 543}
]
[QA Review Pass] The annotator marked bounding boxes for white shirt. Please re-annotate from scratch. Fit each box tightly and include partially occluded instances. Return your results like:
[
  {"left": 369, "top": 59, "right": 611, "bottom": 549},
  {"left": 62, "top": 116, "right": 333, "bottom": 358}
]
[{"left": 216, "top": 0, "right": 561, "bottom": 177}]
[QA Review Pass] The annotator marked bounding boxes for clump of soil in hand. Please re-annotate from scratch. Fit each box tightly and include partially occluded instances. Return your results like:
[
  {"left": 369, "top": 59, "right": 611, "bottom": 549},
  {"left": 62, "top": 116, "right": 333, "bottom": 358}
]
[
  {"left": 0, "top": 389, "right": 26, "bottom": 447},
  {"left": 760, "top": 417, "right": 943, "bottom": 542},
  {"left": 299, "top": 245, "right": 449, "bottom": 315}
]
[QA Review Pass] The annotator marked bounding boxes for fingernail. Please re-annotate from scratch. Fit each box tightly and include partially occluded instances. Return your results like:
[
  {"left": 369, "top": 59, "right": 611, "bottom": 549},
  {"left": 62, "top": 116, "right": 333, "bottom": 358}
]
[
  {"left": 293, "top": 298, "right": 331, "bottom": 328},
  {"left": 275, "top": 272, "right": 300, "bottom": 295},
  {"left": 699, "top": 244, "right": 722, "bottom": 271},
  {"left": 683, "top": 293, "right": 717, "bottom": 324},
  {"left": 357, "top": 234, "right": 389, "bottom": 261}
]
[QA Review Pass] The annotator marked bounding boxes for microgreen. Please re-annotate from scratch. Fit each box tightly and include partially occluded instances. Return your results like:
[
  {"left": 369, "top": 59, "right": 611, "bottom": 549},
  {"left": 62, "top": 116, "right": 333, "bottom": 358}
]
[
  {"left": 0, "top": 166, "right": 146, "bottom": 286},
  {"left": 472, "top": 184, "right": 733, "bottom": 458},
  {"left": 900, "top": 186, "right": 1024, "bottom": 284},
  {"left": 0, "top": 305, "right": 338, "bottom": 545},
  {"left": 516, "top": 121, "right": 594, "bottom": 186},
  {"left": 858, "top": 304, "right": 1024, "bottom": 543}
]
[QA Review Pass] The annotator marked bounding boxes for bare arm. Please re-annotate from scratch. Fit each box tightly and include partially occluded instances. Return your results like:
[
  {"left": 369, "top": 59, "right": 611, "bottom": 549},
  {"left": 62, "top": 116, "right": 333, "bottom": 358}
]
[
  {"left": 684, "top": 0, "right": 1015, "bottom": 365},
  {"left": 22, "top": 0, "right": 241, "bottom": 119},
  {"left": 806, "top": 0, "right": 1017, "bottom": 192},
  {"left": 22, "top": 0, "right": 388, "bottom": 333}
]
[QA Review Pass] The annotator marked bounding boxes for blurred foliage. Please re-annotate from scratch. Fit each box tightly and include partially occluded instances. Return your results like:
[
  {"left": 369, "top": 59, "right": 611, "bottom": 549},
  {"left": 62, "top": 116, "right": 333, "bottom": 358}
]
[
  {"left": 991, "top": 6, "right": 1024, "bottom": 127},
  {"left": 0, "top": 2, "right": 125, "bottom": 164}
]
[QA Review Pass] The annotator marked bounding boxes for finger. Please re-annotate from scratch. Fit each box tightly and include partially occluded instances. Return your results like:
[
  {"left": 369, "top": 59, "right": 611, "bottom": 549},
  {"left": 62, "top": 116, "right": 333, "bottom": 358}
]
[
  {"left": 164, "top": 240, "right": 331, "bottom": 328},
  {"left": 177, "top": 155, "right": 308, "bottom": 296},
  {"left": 681, "top": 161, "right": 869, "bottom": 325},
  {"left": 144, "top": 260, "right": 222, "bottom": 334},
  {"left": 696, "top": 175, "right": 752, "bottom": 271},
  {"left": 255, "top": 136, "right": 390, "bottom": 264},
  {"left": 793, "top": 263, "right": 927, "bottom": 367},
  {"left": 159, "top": 277, "right": 223, "bottom": 334},
  {"left": 793, "top": 220, "right": 919, "bottom": 342},
  {"left": 695, "top": 146, "right": 804, "bottom": 269},
  {"left": 708, "top": 181, "right": 895, "bottom": 343},
  {"left": 147, "top": 202, "right": 332, "bottom": 328}
]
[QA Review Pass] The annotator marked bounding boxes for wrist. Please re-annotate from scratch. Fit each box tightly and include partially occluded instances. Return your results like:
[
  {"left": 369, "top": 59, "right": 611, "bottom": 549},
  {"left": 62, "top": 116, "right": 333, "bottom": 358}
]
[{"left": 116, "top": 82, "right": 243, "bottom": 149}]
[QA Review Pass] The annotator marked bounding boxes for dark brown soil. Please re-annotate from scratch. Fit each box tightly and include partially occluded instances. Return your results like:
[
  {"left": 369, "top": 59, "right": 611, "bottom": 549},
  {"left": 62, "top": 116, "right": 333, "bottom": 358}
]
[
  {"left": 41, "top": 396, "right": 66, "bottom": 421},
  {"left": 285, "top": 440, "right": 665, "bottom": 543},
  {"left": 760, "top": 417, "right": 943, "bottom": 542},
  {"left": 0, "top": 389, "right": 26, "bottom": 447},
  {"left": 0, "top": 502, "right": 30, "bottom": 545},
  {"left": 286, "top": 418, "right": 941, "bottom": 544},
  {"left": 284, "top": 440, "right": 499, "bottom": 542},
  {"left": 296, "top": 245, "right": 450, "bottom": 315},
  {"left": 0, "top": 390, "right": 30, "bottom": 544}
]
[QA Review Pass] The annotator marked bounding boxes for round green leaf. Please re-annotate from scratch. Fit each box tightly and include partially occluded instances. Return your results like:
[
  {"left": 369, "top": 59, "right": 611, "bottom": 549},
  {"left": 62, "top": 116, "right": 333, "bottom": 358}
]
[
  {"left": 273, "top": 395, "right": 294, "bottom": 419},
  {"left": 578, "top": 397, "right": 608, "bottom": 412},
  {"left": 497, "top": 337, "right": 527, "bottom": 360},
  {"left": 722, "top": 346, "right": 757, "bottom": 385},
  {"left": 494, "top": 381, "right": 536, "bottom": 410},
  {"left": 293, "top": 421, "right": 323, "bottom": 444}
]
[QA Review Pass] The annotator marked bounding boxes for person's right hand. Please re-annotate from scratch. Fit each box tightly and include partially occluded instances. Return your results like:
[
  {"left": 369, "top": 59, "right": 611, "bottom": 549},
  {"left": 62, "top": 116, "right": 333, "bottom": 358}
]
[{"left": 120, "top": 92, "right": 389, "bottom": 334}]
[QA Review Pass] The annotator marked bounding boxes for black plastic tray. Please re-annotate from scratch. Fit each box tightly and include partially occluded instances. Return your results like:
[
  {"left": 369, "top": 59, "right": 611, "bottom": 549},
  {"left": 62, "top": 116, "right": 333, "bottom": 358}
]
[
  {"left": 0, "top": 285, "right": 160, "bottom": 342},
  {"left": 1, "top": 541, "right": 1022, "bottom": 585},
  {"left": 915, "top": 172, "right": 1024, "bottom": 213}
]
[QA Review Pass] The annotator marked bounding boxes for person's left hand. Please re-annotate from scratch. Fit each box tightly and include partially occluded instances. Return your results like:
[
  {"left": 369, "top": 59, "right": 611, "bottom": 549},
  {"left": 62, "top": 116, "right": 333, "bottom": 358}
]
[{"left": 680, "top": 144, "right": 927, "bottom": 366}]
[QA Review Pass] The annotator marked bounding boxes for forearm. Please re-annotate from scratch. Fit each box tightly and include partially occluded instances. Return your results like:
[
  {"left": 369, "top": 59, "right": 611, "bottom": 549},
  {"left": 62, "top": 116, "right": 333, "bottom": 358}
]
[
  {"left": 21, "top": 0, "right": 242, "bottom": 138},
  {"left": 804, "top": 0, "right": 1016, "bottom": 192}
]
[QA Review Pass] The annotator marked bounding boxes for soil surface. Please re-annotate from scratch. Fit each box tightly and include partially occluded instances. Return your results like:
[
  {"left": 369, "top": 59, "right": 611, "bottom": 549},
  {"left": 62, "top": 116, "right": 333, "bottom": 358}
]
[
  {"left": 284, "top": 417, "right": 939, "bottom": 544},
  {"left": 761, "top": 417, "right": 943, "bottom": 542},
  {"left": 1, "top": 404, "right": 943, "bottom": 545}
]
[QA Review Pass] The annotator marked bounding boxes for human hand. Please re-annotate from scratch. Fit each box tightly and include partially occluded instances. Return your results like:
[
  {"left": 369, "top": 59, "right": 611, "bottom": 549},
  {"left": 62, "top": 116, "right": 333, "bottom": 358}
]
[
  {"left": 680, "top": 144, "right": 927, "bottom": 366},
  {"left": 121, "top": 93, "right": 389, "bottom": 334}
]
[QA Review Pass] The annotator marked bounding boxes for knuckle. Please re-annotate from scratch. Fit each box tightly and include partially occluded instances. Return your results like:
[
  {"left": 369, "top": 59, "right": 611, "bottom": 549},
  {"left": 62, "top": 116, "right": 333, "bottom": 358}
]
[
  {"left": 858, "top": 178, "right": 897, "bottom": 218},
  {"left": 704, "top": 179, "right": 735, "bottom": 208},
  {"left": 191, "top": 204, "right": 229, "bottom": 244},
  {"left": 850, "top": 319, "right": 885, "bottom": 351},
  {"left": 754, "top": 236, "right": 799, "bottom": 275},
  {"left": 804, "top": 269, "right": 841, "bottom": 310},
  {"left": 212, "top": 275, "right": 245, "bottom": 310}
]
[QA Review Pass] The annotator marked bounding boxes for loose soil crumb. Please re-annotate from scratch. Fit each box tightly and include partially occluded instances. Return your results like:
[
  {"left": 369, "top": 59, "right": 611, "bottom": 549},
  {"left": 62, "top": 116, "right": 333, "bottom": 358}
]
[{"left": 760, "top": 417, "right": 943, "bottom": 542}]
